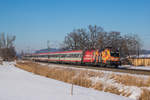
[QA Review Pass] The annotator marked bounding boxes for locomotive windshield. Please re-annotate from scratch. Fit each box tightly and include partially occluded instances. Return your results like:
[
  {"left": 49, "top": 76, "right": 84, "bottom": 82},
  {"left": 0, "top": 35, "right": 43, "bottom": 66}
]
[{"left": 110, "top": 51, "right": 119, "bottom": 57}]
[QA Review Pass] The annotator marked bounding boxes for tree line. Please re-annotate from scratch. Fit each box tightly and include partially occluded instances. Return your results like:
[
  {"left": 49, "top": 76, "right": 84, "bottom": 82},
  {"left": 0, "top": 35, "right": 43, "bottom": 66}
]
[
  {"left": 0, "top": 32, "right": 16, "bottom": 60},
  {"left": 0, "top": 25, "right": 142, "bottom": 60},
  {"left": 62, "top": 25, "right": 141, "bottom": 57}
]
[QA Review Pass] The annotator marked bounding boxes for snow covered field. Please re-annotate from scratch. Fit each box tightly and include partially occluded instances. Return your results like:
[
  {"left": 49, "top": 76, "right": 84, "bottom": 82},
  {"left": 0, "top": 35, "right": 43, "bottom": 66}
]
[
  {"left": 0, "top": 62, "right": 132, "bottom": 100},
  {"left": 36, "top": 62, "right": 150, "bottom": 100}
]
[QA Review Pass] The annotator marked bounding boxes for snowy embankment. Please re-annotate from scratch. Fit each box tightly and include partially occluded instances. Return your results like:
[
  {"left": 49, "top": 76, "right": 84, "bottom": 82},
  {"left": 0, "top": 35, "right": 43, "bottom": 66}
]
[{"left": 0, "top": 62, "right": 131, "bottom": 100}]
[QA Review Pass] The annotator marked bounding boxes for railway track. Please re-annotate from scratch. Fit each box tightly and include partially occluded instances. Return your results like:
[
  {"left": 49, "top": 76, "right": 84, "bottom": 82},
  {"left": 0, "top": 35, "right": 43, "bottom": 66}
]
[
  {"left": 82, "top": 66, "right": 150, "bottom": 75},
  {"left": 36, "top": 61, "right": 150, "bottom": 75}
]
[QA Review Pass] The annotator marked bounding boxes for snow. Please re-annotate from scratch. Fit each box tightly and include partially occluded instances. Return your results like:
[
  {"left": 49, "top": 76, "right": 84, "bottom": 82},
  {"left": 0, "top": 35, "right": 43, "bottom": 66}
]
[
  {"left": 0, "top": 62, "right": 132, "bottom": 100},
  {"left": 119, "top": 65, "right": 150, "bottom": 71},
  {"left": 130, "top": 54, "right": 150, "bottom": 58},
  {"left": 90, "top": 76, "right": 142, "bottom": 100},
  {"left": 37, "top": 62, "right": 148, "bottom": 100}
]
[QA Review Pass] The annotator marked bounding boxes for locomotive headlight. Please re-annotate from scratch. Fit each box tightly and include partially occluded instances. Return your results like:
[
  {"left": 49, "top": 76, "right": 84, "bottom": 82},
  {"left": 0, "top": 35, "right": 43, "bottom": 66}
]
[{"left": 111, "top": 57, "right": 119, "bottom": 61}]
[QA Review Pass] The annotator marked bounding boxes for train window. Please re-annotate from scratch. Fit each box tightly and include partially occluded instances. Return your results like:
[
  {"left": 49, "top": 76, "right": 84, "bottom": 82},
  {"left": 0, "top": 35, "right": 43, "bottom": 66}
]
[
  {"left": 63, "top": 54, "right": 66, "bottom": 58},
  {"left": 71, "top": 54, "right": 75, "bottom": 58},
  {"left": 78, "top": 54, "right": 81, "bottom": 58},
  {"left": 73, "top": 54, "right": 76, "bottom": 57},
  {"left": 60, "top": 54, "right": 65, "bottom": 58},
  {"left": 110, "top": 52, "right": 119, "bottom": 57},
  {"left": 61, "top": 54, "right": 65, "bottom": 58},
  {"left": 49, "top": 55, "right": 53, "bottom": 57},
  {"left": 51, "top": 55, "right": 57, "bottom": 57},
  {"left": 60, "top": 54, "right": 62, "bottom": 58},
  {"left": 72, "top": 54, "right": 80, "bottom": 58},
  {"left": 75, "top": 54, "right": 78, "bottom": 57},
  {"left": 56, "top": 55, "right": 59, "bottom": 58},
  {"left": 72, "top": 54, "right": 76, "bottom": 58},
  {"left": 66, "top": 54, "right": 69, "bottom": 57},
  {"left": 54, "top": 55, "right": 57, "bottom": 57},
  {"left": 70, "top": 54, "right": 72, "bottom": 57},
  {"left": 73, "top": 54, "right": 75, "bottom": 57}
]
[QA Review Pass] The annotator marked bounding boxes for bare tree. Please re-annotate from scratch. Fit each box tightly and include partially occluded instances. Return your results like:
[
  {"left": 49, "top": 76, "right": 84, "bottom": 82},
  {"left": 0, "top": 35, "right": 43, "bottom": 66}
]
[
  {"left": 105, "top": 31, "right": 122, "bottom": 48},
  {"left": 122, "top": 34, "right": 142, "bottom": 57},
  {"left": 88, "top": 25, "right": 105, "bottom": 50},
  {"left": 62, "top": 25, "right": 142, "bottom": 58},
  {"left": 0, "top": 32, "right": 16, "bottom": 60},
  {"left": 63, "top": 29, "right": 89, "bottom": 50},
  {"left": 63, "top": 25, "right": 106, "bottom": 50}
]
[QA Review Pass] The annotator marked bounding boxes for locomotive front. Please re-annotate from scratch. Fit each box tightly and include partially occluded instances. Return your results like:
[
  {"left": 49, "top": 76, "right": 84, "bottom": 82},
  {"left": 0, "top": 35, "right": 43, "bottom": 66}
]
[
  {"left": 109, "top": 49, "right": 121, "bottom": 66},
  {"left": 101, "top": 48, "right": 121, "bottom": 67}
]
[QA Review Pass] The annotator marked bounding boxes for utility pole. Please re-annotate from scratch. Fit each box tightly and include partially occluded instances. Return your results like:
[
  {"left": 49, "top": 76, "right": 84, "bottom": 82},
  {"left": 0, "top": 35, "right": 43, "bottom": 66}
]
[
  {"left": 47, "top": 40, "right": 50, "bottom": 61},
  {"left": 27, "top": 46, "right": 30, "bottom": 54},
  {"left": 47, "top": 40, "right": 50, "bottom": 51}
]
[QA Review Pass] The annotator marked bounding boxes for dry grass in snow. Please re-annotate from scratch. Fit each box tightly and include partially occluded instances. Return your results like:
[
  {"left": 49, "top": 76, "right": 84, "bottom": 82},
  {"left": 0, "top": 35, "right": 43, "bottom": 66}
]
[
  {"left": 16, "top": 61, "right": 150, "bottom": 100},
  {"left": 139, "top": 88, "right": 150, "bottom": 100}
]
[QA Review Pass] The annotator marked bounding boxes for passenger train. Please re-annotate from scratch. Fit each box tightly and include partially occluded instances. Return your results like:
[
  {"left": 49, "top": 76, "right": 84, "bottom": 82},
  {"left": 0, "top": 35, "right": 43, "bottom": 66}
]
[{"left": 24, "top": 47, "right": 121, "bottom": 67}]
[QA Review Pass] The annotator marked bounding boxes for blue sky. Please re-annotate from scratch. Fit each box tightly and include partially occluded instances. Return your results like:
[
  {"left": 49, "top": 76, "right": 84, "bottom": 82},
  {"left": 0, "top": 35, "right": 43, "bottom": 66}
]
[{"left": 0, "top": 0, "right": 150, "bottom": 52}]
